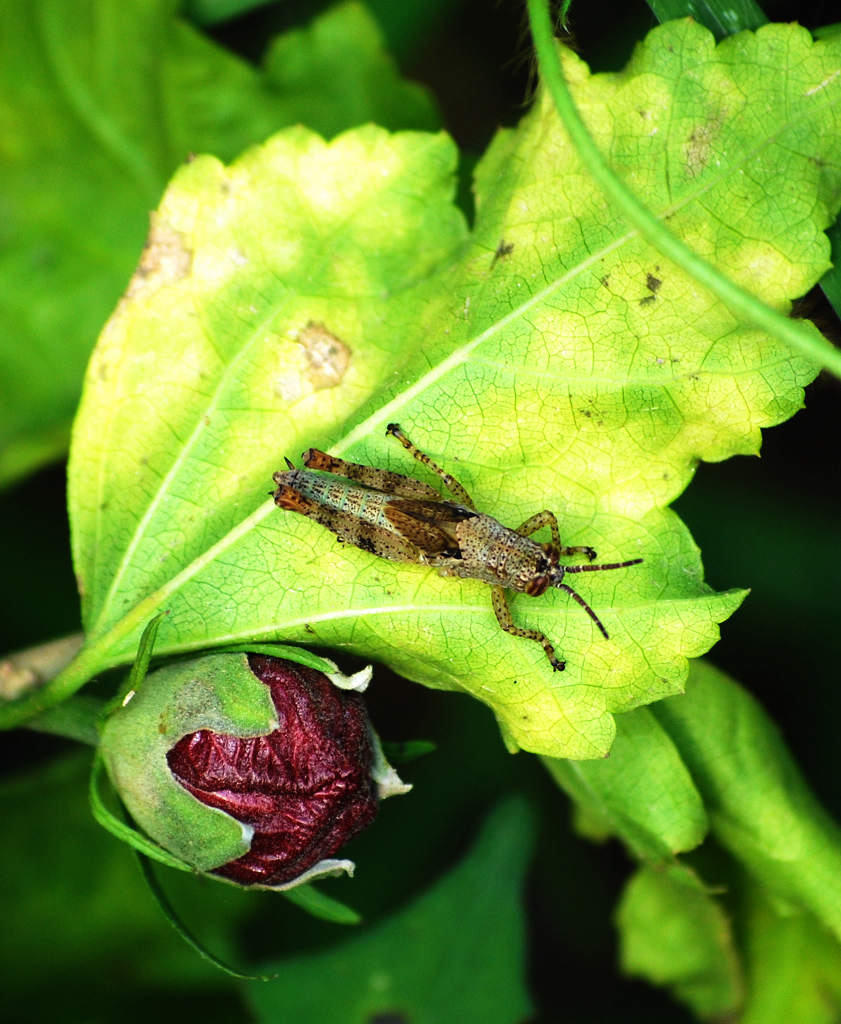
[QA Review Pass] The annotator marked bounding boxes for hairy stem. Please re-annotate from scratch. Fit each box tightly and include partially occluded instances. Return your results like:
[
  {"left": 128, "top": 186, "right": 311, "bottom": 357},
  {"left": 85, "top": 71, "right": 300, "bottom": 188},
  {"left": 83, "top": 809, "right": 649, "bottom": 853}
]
[
  {"left": 0, "top": 633, "right": 84, "bottom": 700},
  {"left": 526, "top": 0, "right": 841, "bottom": 379}
]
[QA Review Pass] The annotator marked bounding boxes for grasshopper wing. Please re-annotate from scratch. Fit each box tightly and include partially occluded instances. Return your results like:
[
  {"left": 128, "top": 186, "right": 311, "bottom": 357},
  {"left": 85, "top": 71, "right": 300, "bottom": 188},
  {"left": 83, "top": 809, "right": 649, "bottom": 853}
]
[{"left": 385, "top": 499, "right": 475, "bottom": 559}]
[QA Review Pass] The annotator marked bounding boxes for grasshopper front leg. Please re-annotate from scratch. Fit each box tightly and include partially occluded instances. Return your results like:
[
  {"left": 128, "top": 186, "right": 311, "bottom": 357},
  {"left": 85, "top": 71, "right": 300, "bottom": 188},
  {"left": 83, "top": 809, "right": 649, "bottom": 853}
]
[{"left": 491, "top": 586, "right": 565, "bottom": 672}]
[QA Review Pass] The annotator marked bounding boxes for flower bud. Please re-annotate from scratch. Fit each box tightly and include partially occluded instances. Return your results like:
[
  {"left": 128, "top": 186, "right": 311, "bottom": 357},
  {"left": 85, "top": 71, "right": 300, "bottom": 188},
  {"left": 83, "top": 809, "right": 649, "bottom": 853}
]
[{"left": 100, "top": 652, "right": 405, "bottom": 888}]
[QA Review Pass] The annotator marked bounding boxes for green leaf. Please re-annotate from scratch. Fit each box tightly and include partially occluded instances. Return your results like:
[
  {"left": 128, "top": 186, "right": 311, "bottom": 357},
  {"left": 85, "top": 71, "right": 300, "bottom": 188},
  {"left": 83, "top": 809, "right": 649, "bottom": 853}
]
[
  {"left": 281, "top": 883, "right": 362, "bottom": 926},
  {"left": 821, "top": 217, "right": 841, "bottom": 321},
  {"left": 619, "top": 865, "right": 841, "bottom": 1020},
  {"left": 543, "top": 706, "right": 708, "bottom": 861},
  {"left": 137, "top": 852, "right": 274, "bottom": 981},
  {"left": 42, "top": 20, "right": 840, "bottom": 758},
  {"left": 106, "top": 610, "right": 167, "bottom": 713},
  {"left": 547, "top": 658, "right": 841, "bottom": 1011},
  {"left": 528, "top": 1, "right": 841, "bottom": 380},
  {"left": 89, "top": 750, "right": 198, "bottom": 875},
  {"left": 262, "top": 1, "right": 439, "bottom": 138},
  {"left": 653, "top": 660, "right": 841, "bottom": 941},
  {"left": 617, "top": 863, "right": 743, "bottom": 1018},
  {"left": 0, "top": 0, "right": 437, "bottom": 486},
  {"left": 244, "top": 799, "right": 535, "bottom": 1024},
  {"left": 647, "top": 0, "right": 767, "bottom": 37},
  {"left": 740, "top": 884, "right": 841, "bottom": 1024},
  {"left": 184, "top": 0, "right": 273, "bottom": 26}
]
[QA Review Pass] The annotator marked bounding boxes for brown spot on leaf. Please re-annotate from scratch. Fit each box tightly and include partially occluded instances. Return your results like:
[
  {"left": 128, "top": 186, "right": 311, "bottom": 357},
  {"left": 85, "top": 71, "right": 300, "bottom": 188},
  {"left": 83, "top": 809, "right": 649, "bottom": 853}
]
[
  {"left": 273, "top": 322, "right": 352, "bottom": 403},
  {"left": 684, "top": 118, "right": 723, "bottom": 179},
  {"left": 125, "top": 213, "right": 192, "bottom": 301},
  {"left": 639, "top": 272, "right": 662, "bottom": 307},
  {"left": 491, "top": 239, "right": 514, "bottom": 267},
  {"left": 298, "top": 321, "right": 351, "bottom": 390}
]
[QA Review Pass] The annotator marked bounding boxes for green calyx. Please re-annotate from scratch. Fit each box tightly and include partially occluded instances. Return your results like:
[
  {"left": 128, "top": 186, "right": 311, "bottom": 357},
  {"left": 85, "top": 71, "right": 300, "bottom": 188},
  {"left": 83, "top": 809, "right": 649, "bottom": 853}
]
[{"left": 99, "top": 652, "right": 278, "bottom": 873}]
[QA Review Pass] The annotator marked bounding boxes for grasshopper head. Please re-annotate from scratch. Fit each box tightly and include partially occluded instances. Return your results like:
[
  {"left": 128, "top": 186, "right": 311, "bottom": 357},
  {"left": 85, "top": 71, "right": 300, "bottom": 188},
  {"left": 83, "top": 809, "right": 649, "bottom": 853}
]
[{"left": 522, "top": 543, "right": 560, "bottom": 597}]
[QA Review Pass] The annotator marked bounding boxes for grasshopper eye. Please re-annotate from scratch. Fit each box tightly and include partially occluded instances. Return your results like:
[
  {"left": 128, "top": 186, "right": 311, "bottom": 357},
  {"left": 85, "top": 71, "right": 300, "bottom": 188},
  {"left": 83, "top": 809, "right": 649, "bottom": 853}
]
[{"left": 524, "top": 574, "right": 552, "bottom": 597}]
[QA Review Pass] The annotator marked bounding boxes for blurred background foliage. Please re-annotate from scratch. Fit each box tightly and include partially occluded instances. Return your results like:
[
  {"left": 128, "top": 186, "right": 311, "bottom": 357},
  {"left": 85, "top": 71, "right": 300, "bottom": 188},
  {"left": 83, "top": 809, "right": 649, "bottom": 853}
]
[{"left": 1, "top": 0, "right": 839, "bottom": 1021}]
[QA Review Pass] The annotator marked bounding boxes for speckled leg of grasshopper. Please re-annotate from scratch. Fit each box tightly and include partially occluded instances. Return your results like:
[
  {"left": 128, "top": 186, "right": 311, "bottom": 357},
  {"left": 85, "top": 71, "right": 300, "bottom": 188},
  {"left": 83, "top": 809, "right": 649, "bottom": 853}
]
[
  {"left": 386, "top": 425, "right": 571, "bottom": 668},
  {"left": 384, "top": 423, "right": 476, "bottom": 508},
  {"left": 273, "top": 424, "right": 642, "bottom": 671},
  {"left": 491, "top": 513, "right": 593, "bottom": 672},
  {"left": 385, "top": 425, "right": 634, "bottom": 670}
]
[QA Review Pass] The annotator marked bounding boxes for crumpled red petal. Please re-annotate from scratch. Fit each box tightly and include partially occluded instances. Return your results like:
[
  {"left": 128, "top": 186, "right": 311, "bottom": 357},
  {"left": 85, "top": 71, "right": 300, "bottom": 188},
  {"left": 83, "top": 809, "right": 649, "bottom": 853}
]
[{"left": 167, "top": 655, "right": 378, "bottom": 885}]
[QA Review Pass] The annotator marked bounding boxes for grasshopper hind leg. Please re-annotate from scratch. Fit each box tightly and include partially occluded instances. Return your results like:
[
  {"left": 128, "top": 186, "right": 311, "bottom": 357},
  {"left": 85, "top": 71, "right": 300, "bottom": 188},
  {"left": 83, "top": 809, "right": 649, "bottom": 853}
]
[
  {"left": 491, "top": 586, "right": 565, "bottom": 671},
  {"left": 386, "top": 423, "right": 476, "bottom": 509},
  {"left": 302, "top": 447, "right": 442, "bottom": 500}
]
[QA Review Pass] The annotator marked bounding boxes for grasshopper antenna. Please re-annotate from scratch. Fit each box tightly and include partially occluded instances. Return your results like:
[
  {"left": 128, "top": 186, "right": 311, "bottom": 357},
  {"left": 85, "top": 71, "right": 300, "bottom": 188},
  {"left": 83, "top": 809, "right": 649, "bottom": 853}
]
[
  {"left": 556, "top": 558, "right": 644, "bottom": 640},
  {"left": 563, "top": 558, "right": 643, "bottom": 574},
  {"left": 556, "top": 584, "right": 610, "bottom": 639}
]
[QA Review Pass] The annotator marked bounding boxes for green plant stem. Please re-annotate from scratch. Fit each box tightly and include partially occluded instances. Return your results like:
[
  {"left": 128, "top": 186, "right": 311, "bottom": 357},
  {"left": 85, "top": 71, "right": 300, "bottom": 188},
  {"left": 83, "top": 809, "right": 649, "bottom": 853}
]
[
  {"left": 0, "top": 633, "right": 84, "bottom": 700},
  {"left": 0, "top": 639, "right": 108, "bottom": 729},
  {"left": 0, "top": 635, "right": 103, "bottom": 742},
  {"left": 526, "top": 0, "right": 841, "bottom": 380},
  {"left": 27, "top": 694, "right": 103, "bottom": 745}
]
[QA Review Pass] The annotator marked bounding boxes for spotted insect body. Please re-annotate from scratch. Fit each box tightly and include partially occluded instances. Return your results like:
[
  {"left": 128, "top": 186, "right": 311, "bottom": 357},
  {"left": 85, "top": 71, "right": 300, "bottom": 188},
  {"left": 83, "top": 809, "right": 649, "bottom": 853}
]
[{"left": 273, "top": 424, "right": 642, "bottom": 671}]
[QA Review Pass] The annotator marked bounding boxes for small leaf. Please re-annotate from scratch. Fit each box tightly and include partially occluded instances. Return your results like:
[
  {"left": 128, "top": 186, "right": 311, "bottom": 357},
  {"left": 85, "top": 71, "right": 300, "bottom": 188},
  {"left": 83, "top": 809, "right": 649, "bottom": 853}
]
[
  {"left": 821, "top": 218, "right": 841, "bottom": 321},
  {"left": 647, "top": 0, "right": 767, "bottom": 38},
  {"left": 262, "top": 1, "right": 439, "bottom": 137},
  {"left": 104, "top": 611, "right": 167, "bottom": 715},
  {"left": 381, "top": 739, "right": 437, "bottom": 763},
  {"left": 281, "top": 884, "right": 362, "bottom": 926},
  {"left": 740, "top": 883, "right": 841, "bottom": 1023},
  {"left": 653, "top": 660, "right": 841, "bottom": 941},
  {"left": 617, "top": 863, "right": 743, "bottom": 1017},
  {"left": 245, "top": 800, "right": 535, "bottom": 1024},
  {"left": 137, "top": 853, "right": 274, "bottom": 981},
  {"left": 544, "top": 706, "right": 708, "bottom": 861}
]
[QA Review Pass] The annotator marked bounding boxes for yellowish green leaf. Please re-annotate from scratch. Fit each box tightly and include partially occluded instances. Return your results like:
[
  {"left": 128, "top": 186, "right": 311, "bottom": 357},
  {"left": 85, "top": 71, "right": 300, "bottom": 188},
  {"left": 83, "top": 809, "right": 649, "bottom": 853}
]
[{"left": 52, "top": 21, "right": 841, "bottom": 757}]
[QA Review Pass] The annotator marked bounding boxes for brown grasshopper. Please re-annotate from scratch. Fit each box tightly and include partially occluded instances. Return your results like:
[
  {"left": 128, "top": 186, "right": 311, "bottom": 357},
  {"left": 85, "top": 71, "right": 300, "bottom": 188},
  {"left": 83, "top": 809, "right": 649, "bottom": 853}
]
[{"left": 272, "top": 423, "right": 642, "bottom": 671}]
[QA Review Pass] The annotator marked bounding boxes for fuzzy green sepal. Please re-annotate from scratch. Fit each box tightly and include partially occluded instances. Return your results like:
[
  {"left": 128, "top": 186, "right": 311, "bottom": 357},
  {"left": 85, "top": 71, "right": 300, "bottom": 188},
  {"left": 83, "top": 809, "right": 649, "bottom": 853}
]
[{"left": 99, "top": 653, "right": 278, "bottom": 872}]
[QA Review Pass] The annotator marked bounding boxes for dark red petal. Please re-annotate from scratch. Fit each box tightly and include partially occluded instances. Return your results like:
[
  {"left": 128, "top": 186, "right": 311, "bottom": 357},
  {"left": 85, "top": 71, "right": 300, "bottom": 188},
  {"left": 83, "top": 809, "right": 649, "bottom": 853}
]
[{"left": 166, "top": 656, "right": 378, "bottom": 885}]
